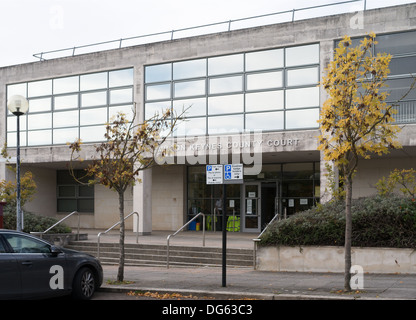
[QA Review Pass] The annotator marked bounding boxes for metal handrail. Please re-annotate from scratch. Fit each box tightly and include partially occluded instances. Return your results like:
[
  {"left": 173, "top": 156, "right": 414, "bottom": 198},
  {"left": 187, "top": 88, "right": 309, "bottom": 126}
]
[
  {"left": 252, "top": 213, "right": 281, "bottom": 270},
  {"left": 31, "top": 210, "right": 80, "bottom": 240},
  {"left": 32, "top": 0, "right": 364, "bottom": 61},
  {"left": 97, "top": 211, "right": 141, "bottom": 260},
  {"left": 166, "top": 212, "right": 205, "bottom": 269}
]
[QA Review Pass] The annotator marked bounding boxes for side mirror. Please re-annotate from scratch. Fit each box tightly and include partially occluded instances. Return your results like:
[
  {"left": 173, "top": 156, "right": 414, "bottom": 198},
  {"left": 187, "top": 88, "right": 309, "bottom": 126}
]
[{"left": 50, "top": 245, "right": 62, "bottom": 257}]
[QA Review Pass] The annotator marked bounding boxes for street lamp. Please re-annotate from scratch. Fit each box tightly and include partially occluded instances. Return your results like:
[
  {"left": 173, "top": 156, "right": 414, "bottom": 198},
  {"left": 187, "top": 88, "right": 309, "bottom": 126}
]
[{"left": 7, "top": 95, "right": 29, "bottom": 232}]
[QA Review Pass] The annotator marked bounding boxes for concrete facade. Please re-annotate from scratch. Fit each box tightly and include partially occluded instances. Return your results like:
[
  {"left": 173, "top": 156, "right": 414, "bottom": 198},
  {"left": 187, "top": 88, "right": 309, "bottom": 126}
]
[{"left": 1, "top": 4, "right": 416, "bottom": 232}]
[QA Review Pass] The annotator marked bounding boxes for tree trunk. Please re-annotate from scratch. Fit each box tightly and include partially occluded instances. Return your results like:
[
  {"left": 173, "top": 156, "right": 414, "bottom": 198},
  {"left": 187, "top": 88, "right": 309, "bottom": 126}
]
[
  {"left": 117, "top": 191, "right": 125, "bottom": 282},
  {"left": 344, "top": 173, "right": 353, "bottom": 292}
]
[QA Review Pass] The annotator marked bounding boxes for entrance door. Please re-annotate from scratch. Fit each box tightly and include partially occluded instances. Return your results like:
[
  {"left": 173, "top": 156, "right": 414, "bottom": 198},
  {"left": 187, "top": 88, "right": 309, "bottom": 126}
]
[
  {"left": 261, "top": 181, "right": 280, "bottom": 230},
  {"left": 242, "top": 183, "right": 261, "bottom": 233}
]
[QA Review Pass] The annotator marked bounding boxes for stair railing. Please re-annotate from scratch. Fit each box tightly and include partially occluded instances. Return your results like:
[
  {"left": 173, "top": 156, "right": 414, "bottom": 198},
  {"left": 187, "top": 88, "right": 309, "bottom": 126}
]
[
  {"left": 31, "top": 210, "right": 80, "bottom": 240},
  {"left": 97, "top": 211, "right": 141, "bottom": 260},
  {"left": 166, "top": 212, "right": 205, "bottom": 269}
]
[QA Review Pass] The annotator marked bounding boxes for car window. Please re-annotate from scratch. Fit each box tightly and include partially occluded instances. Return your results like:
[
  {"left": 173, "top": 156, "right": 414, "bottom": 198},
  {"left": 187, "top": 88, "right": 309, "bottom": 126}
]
[
  {"left": 0, "top": 239, "right": 6, "bottom": 253},
  {"left": 3, "top": 234, "right": 51, "bottom": 254}
]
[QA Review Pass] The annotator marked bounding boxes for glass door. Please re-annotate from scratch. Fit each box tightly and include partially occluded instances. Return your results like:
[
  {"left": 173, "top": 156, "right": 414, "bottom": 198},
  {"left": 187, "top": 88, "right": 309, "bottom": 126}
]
[{"left": 242, "top": 182, "right": 261, "bottom": 233}]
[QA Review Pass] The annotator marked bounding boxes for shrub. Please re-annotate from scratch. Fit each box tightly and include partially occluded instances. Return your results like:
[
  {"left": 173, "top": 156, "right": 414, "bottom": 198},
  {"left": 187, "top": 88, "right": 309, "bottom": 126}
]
[
  {"left": 260, "top": 195, "right": 416, "bottom": 248},
  {"left": 3, "top": 206, "right": 71, "bottom": 234}
]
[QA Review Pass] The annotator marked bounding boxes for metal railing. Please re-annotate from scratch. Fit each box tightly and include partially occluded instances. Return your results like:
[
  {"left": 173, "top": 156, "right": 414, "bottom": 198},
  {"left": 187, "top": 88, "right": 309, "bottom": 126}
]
[
  {"left": 252, "top": 213, "right": 281, "bottom": 270},
  {"left": 166, "top": 212, "right": 205, "bottom": 269},
  {"left": 33, "top": 0, "right": 365, "bottom": 61},
  {"left": 97, "top": 211, "right": 141, "bottom": 260},
  {"left": 31, "top": 210, "right": 80, "bottom": 240}
]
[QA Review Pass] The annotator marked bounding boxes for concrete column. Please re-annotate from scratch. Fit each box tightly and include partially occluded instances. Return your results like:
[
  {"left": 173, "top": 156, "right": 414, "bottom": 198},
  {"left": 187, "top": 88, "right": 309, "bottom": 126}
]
[{"left": 133, "top": 167, "right": 152, "bottom": 235}]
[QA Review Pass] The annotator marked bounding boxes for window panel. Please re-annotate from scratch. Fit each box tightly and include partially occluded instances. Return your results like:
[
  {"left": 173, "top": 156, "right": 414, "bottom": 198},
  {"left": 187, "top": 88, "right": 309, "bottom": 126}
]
[
  {"left": 208, "top": 94, "right": 244, "bottom": 115},
  {"left": 58, "top": 199, "right": 77, "bottom": 212},
  {"left": 53, "top": 110, "right": 79, "bottom": 128},
  {"left": 109, "top": 105, "right": 134, "bottom": 122},
  {"left": 28, "top": 98, "right": 51, "bottom": 113},
  {"left": 54, "top": 94, "right": 78, "bottom": 110},
  {"left": 80, "top": 126, "right": 106, "bottom": 142},
  {"left": 246, "top": 111, "right": 284, "bottom": 131},
  {"left": 389, "top": 56, "right": 416, "bottom": 77},
  {"left": 53, "top": 76, "right": 79, "bottom": 94},
  {"left": 80, "top": 107, "right": 107, "bottom": 125},
  {"left": 246, "top": 90, "right": 284, "bottom": 112},
  {"left": 109, "top": 68, "right": 134, "bottom": 87},
  {"left": 146, "top": 83, "right": 171, "bottom": 100},
  {"left": 174, "top": 79, "right": 205, "bottom": 98},
  {"left": 7, "top": 83, "right": 27, "bottom": 99},
  {"left": 208, "top": 54, "right": 244, "bottom": 75},
  {"left": 58, "top": 186, "right": 76, "bottom": 197},
  {"left": 78, "top": 199, "right": 94, "bottom": 212},
  {"left": 110, "top": 88, "right": 133, "bottom": 104},
  {"left": 286, "top": 87, "right": 319, "bottom": 108},
  {"left": 285, "top": 108, "right": 319, "bottom": 129},
  {"left": 80, "top": 72, "right": 108, "bottom": 91},
  {"left": 173, "top": 59, "right": 206, "bottom": 80},
  {"left": 246, "top": 49, "right": 284, "bottom": 71},
  {"left": 246, "top": 71, "right": 283, "bottom": 90},
  {"left": 6, "top": 132, "right": 27, "bottom": 148},
  {"left": 28, "top": 79, "right": 52, "bottom": 97},
  {"left": 376, "top": 31, "right": 416, "bottom": 56},
  {"left": 209, "top": 76, "right": 243, "bottom": 94},
  {"left": 81, "top": 91, "right": 107, "bottom": 107},
  {"left": 287, "top": 67, "right": 318, "bottom": 86},
  {"left": 7, "top": 115, "right": 27, "bottom": 132},
  {"left": 145, "top": 101, "right": 171, "bottom": 120},
  {"left": 53, "top": 127, "right": 79, "bottom": 145},
  {"left": 286, "top": 44, "right": 319, "bottom": 67},
  {"left": 27, "top": 129, "right": 52, "bottom": 146},
  {"left": 28, "top": 113, "right": 52, "bottom": 130},
  {"left": 174, "top": 117, "right": 206, "bottom": 136},
  {"left": 173, "top": 98, "right": 206, "bottom": 117},
  {"left": 145, "top": 63, "right": 171, "bottom": 83},
  {"left": 208, "top": 114, "right": 244, "bottom": 134}
]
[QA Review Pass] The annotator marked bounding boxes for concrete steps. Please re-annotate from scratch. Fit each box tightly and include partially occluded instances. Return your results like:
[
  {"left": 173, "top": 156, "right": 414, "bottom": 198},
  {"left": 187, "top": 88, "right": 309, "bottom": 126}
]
[{"left": 65, "top": 241, "right": 254, "bottom": 268}]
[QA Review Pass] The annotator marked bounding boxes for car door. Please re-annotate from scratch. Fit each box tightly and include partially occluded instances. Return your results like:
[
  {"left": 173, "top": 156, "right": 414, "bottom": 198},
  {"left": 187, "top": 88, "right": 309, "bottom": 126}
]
[
  {"left": 3, "top": 233, "right": 67, "bottom": 299},
  {"left": 0, "top": 236, "right": 21, "bottom": 299}
]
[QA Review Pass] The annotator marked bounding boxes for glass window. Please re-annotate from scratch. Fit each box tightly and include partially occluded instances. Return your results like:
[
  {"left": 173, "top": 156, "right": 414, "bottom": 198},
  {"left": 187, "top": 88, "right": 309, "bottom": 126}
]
[
  {"left": 110, "top": 88, "right": 133, "bottom": 104},
  {"left": 283, "top": 163, "right": 313, "bottom": 179},
  {"left": 80, "top": 107, "right": 107, "bottom": 126},
  {"left": 246, "top": 111, "right": 284, "bottom": 131},
  {"left": 53, "top": 110, "right": 79, "bottom": 128},
  {"left": 388, "top": 56, "right": 416, "bottom": 77},
  {"left": 208, "top": 94, "right": 244, "bottom": 115},
  {"left": 7, "top": 83, "right": 26, "bottom": 99},
  {"left": 385, "top": 78, "right": 416, "bottom": 102},
  {"left": 54, "top": 76, "right": 79, "bottom": 94},
  {"left": 246, "top": 90, "right": 284, "bottom": 112},
  {"left": 6, "top": 132, "right": 27, "bottom": 148},
  {"left": 246, "top": 71, "right": 283, "bottom": 90},
  {"left": 145, "top": 101, "right": 172, "bottom": 120},
  {"left": 53, "top": 127, "right": 79, "bottom": 145},
  {"left": 109, "top": 105, "right": 134, "bottom": 122},
  {"left": 174, "top": 117, "right": 206, "bottom": 136},
  {"left": 28, "top": 98, "right": 51, "bottom": 113},
  {"left": 81, "top": 91, "right": 107, "bottom": 107},
  {"left": 28, "top": 113, "right": 52, "bottom": 130},
  {"left": 173, "top": 98, "right": 206, "bottom": 117},
  {"left": 209, "top": 76, "right": 243, "bottom": 94},
  {"left": 80, "top": 72, "right": 108, "bottom": 91},
  {"left": 109, "top": 68, "right": 134, "bottom": 87},
  {"left": 286, "top": 87, "right": 319, "bottom": 108},
  {"left": 208, "top": 54, "right": 244, "bottom": 75},
  {"left": 145, "top": 63, "right": 171, "bottom": 83},
  {"left": 4, "top": 234, "right": 51, "bottom": 254},
  {"left": 174, "top": 79, "right": 205, "bottom": 98},
  {"left": 287, "top": 67, "right": 318, "bottom": 87},
  {"left": 80, "top": 126, "right": 106, "bottom": 142},
  {"left": 208, "top": 114, "right": 244, "bottom": 134},
  {"left": 146, "top": 83, "right": 171, "bottom": 100},
  {"left": 246, "top": 49, "right": 284, "bottom": 71},
  {"left": 27, "top": 130, "right": 52, "bottom": 146},
  {"left": 173, "top": 59, "right": 206, "bottom": 80},
  {"left": 285, "top": 108, "right": 319, "bottom": 129},
  {"left": 286, "top": 44, "right": 319, "bottom": 67},
  {"left": 376, "top": 31, "right": 416, "bottom": 56},
  {"left": 55, "top": 94, "right": 78, "bottom": 110},
  {"left": 7, "top": 115, "right": 27, "bottom": 132},
  {"left": 28, "top": 79, "right": 52, "bottom": 97}
]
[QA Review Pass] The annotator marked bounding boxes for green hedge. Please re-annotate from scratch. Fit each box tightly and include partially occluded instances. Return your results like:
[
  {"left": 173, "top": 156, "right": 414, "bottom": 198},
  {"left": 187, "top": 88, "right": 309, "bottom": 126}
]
[
  {"left": 260, "top": 195, "right": 416, "bottom": 248},
  {"left": 3, "top": 207, "right": 72, "bottom": 234}
]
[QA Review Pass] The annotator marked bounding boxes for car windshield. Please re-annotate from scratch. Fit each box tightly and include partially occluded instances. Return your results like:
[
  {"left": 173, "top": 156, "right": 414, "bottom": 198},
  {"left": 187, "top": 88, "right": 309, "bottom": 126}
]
[{"left": 3, "top": 234, "right": 51, "bottom": 254}]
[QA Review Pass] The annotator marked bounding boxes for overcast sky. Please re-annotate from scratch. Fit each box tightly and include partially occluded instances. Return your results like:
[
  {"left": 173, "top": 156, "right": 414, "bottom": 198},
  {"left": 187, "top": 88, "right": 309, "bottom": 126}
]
[{"left": 1, "top": 0, "right": 415, "bottom": 67}]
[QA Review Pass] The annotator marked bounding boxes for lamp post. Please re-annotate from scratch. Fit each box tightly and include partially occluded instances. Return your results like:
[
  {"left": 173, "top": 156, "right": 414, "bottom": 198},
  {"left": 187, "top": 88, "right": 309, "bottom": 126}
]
[{"left": 7, "top": 95, "right": 29, "bottom": 232}]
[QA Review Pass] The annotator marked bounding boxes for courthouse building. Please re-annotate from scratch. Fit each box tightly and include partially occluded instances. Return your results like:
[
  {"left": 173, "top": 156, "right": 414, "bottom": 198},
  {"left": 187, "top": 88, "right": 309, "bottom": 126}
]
[{"left": 1, "top": 3, "right": 415, "bottom": 234}]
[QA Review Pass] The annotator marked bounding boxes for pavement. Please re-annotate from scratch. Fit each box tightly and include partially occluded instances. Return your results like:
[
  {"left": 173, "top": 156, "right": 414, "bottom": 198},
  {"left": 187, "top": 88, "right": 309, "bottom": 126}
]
[{"left": 79, "top": 229, "right": 416, "bottom": 300}]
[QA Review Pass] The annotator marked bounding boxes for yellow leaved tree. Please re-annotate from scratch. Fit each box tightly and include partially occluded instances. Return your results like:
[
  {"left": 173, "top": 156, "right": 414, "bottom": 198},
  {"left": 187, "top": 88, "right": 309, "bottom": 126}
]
[{"left": 318, "top": 33, "right": 402, "bottom": 291}]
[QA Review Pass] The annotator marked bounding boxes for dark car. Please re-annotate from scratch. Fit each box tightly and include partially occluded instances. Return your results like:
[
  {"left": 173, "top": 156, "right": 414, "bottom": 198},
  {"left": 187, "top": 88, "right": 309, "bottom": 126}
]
[{"left": 0, "top": 229, "right": 103, "bottom": 300}]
